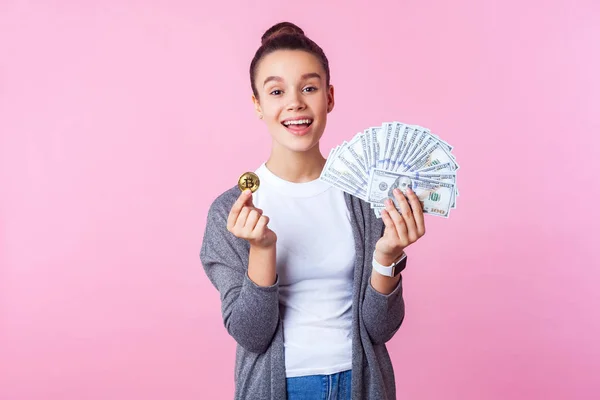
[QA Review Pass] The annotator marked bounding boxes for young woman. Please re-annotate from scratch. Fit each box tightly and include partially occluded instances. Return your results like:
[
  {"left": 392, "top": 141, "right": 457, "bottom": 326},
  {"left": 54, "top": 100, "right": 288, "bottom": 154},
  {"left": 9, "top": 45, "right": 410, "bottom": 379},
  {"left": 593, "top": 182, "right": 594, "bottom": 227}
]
[{"left": 200, "top": 22, "right": 426, "bottom": 400}]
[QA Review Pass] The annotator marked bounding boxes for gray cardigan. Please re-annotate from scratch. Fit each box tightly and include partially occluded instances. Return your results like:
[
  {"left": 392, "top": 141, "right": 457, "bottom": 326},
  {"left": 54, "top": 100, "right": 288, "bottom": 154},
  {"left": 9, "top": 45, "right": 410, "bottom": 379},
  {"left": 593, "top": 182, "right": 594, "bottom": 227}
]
[{"left": 200, "top": 185, "right": 407, "bottom": 399}]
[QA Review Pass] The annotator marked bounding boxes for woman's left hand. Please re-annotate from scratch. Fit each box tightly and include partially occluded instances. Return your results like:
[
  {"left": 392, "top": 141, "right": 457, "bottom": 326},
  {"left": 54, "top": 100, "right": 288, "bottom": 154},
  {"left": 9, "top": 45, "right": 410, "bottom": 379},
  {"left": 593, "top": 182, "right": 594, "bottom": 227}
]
[{"left": 374, "top": 187, "right": 426, "bottom": 265}]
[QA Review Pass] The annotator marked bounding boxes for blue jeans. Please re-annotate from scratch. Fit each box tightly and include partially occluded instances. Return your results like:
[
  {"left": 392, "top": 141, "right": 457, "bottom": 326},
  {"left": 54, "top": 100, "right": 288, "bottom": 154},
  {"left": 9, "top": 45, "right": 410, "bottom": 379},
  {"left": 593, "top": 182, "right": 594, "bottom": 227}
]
[{"left": 286, "top": 369, "right": 352, "bottom": 400}]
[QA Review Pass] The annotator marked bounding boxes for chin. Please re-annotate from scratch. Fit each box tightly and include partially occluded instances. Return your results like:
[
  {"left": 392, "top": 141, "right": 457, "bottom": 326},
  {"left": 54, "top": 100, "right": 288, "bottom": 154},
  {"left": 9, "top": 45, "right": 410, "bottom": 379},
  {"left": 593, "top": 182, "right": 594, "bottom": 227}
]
[
  {"left": 278, "top": 136, "right": 321, "bottom": 153},
  {"left": 286, "top": 141, "right": 319, "bottom": 153}
]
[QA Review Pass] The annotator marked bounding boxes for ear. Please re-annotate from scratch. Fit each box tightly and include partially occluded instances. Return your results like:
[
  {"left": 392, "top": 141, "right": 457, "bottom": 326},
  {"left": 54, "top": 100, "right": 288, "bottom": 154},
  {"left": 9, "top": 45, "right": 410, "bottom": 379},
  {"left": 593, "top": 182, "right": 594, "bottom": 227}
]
[
  {"left": 252, "top": 94, "right": 263, "bottom": 119},
  {"left": 326, "top": 84, "right": 335, "bottom": 113}
]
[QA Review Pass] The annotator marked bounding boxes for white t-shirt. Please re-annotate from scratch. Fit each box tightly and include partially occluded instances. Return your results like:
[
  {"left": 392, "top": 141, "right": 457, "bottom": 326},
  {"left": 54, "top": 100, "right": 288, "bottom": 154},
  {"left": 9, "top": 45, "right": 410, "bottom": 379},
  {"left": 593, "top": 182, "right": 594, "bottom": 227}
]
[{"left": 252, "top": 163, "right": 356, "bottom": 378}]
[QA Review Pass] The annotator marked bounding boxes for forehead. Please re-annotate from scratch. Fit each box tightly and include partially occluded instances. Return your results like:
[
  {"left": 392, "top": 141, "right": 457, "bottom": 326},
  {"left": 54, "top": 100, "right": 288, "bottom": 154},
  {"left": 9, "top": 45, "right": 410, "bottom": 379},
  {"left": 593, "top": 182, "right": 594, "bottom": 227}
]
[{"left": 256, "top": 50, "right": 325, "bottom": 81}]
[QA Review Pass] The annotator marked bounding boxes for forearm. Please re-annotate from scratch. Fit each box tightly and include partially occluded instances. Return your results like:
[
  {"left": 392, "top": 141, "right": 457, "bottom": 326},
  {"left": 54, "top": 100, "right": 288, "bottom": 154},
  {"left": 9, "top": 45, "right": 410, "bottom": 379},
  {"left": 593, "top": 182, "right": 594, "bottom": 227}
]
[
  {"left": 220, "top": 244, "right": 279, "bottom": 353},
  {"left": 370, "top": 271, "right": 402, "bottom": 295},
  {"left": 225, "top": 270, "right": 280, "bottom": 353},
  {"left": 247, "top": 244, "right": 277, "bottom": 287},
  {"left": 362, "top": 250, "right": 406, "bottom": 344}
]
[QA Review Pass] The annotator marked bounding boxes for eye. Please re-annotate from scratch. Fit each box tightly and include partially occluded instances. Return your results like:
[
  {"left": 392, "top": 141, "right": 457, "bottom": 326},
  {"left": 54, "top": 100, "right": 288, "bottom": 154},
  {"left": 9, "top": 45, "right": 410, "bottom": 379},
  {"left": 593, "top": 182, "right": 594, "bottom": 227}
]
[
  {"left": 270, "top": 89, "right": 283, "bottom": 96},
  {"left": 303, "top": 86, "right": 318, "bottom": 93}
]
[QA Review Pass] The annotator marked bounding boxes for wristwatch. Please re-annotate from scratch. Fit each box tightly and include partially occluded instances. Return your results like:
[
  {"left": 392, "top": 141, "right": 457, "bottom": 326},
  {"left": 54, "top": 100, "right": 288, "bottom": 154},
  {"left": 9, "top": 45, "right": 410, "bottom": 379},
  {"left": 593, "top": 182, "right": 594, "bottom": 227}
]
[{"left": 372, "top": 252, "right": 407, "bottom": 277}]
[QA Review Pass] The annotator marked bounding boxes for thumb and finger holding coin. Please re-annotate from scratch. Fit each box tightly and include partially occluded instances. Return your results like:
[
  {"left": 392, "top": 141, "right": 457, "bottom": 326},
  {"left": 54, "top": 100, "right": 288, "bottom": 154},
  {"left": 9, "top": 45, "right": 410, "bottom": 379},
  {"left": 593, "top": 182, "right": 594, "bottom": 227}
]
[{"left": 228, "top": 172, "right": 275, "bottom": 245}]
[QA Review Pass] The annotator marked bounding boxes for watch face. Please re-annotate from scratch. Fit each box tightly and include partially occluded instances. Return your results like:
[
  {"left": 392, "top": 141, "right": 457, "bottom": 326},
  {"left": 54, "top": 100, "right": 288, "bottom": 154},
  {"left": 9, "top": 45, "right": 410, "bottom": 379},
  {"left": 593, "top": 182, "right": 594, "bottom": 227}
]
[{"left": 393, "top": 255, "right": 407, "bottom": 276}]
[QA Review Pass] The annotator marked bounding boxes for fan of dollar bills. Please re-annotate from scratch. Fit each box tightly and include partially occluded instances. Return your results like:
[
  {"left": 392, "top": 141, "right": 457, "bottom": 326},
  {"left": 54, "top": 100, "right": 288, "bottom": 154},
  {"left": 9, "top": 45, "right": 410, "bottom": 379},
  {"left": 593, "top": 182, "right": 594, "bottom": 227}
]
[{"left": 319, "top": 121, "right": 459, "bottom": 218}]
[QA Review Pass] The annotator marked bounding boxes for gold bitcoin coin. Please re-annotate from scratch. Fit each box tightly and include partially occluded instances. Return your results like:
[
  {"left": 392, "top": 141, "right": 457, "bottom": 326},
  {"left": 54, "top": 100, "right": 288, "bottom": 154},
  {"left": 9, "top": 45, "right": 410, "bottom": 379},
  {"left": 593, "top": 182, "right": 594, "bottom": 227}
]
[{"left": 238, "top": 172, "right": 260, "bottom": 193}]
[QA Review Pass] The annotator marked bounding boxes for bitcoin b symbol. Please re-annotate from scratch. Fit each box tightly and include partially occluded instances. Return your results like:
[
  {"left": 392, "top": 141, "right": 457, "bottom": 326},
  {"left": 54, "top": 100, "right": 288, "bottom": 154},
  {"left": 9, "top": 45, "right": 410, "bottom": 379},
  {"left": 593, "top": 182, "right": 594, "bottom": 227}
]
[
  {"left": 238, "top": 172, "right": 260, "bottom": 193},
  {"left": 243, "top": 177, "right": 255, "bottom": 189}
]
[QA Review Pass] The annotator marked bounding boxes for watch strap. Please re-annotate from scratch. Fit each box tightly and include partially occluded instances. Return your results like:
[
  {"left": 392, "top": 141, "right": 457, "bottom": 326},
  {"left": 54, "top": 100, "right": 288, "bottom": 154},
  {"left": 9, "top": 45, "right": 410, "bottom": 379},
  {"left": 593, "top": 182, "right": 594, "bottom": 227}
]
[{"left": 372, "top": 252, "right": 407, "bottom": 277}]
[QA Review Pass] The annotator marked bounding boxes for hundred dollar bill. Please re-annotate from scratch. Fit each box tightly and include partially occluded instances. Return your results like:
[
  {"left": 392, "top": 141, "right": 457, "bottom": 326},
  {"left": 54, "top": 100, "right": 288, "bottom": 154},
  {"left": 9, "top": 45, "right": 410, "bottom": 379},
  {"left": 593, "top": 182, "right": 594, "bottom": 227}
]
[
  {"left": 409, "top": 171, "right": 456, "bottom": 184},
  {"left": 432, "top": 133, "right": 453, "bottom": 152},
  {"left": 403, "top": 130, "right": 437, "bottom": 168},
  {"left": 322, "top": 146, "right": 338, "bottom": 174},
  {"left": 389, "top": 123, "right": 409, "bottom": 171},
  {"left": 416, "top": 161, "right": 456, "bottom": 173},
  {"left": 341, "top": 135, "right": 369, "bottom": 177},
  {"left": 329, "top": 150, "right": 371, "bottom": 199},
  {"left": 320, "top": 151, "right": 368, "bottom": 200},
  {"left": 320, "top": 172, "right": 368, "bottom": 200},
  {"left": 395, "top": 125, "right": 418, "bottom": 171},
  {"left": 347, "top": 133, "right": 369, "bottom": 175},
  {"left": 362, "top": 128, "right": 372, "bottom": 171},
  {"left": 326, "top": 143, "right": 368, "bottom": 185},
  {"left": 401, "top": 126, "right": 430, "bottom": 169},
  {"left": 377, "top": 122, "right": 394, "bottom": 170},
  {"left": 367, "top": 172, "right": 457, "bottom": 207},
  {"left": 367, "top": 168, "right": 455, "bottom": 218},
  {"left": 321, "top": 163, "right": 365, "bottom": 193},
  {"left": 405, "top": 142, "right": 459, "bottom": 173},
  {"left": 321, "top": 168, "right": 364, "bottom": 195},
  {"left": 415, "top": 172, "right": 458, "bottom": 207},
  {"left": 384, "top": 122, "right": 402, "bottom": 170},
  {"left": 368, "top": 127, "right": 381, "bottom": 172}
]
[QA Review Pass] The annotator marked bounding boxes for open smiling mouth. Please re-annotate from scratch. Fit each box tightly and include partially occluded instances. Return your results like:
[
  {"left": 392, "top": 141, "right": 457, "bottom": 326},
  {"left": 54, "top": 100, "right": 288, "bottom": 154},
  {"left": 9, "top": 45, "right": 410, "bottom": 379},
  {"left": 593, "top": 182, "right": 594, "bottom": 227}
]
[{"left": 281, "top": 119, "right": 314, "bottom": 135}]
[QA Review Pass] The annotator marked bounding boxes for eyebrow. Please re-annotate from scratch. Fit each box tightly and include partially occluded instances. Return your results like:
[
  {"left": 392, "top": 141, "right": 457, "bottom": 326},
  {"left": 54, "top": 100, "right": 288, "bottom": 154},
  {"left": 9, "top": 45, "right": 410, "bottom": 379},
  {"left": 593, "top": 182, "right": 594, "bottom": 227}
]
[{"left": 263, "top": 72, "right": 322, "bottom": 87}]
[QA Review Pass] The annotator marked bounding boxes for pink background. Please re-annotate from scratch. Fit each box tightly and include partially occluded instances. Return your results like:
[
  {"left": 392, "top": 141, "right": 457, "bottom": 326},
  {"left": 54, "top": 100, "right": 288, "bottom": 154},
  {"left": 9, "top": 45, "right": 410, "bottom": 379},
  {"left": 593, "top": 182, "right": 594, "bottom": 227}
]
[{"left": 1, "top": 0, "right": 599, "bottom": 399}]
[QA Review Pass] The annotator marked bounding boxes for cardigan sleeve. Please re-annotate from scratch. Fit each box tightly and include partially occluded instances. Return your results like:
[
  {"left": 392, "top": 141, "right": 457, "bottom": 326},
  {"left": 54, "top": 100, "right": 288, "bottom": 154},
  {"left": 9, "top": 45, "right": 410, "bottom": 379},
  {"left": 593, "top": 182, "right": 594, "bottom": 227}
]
[
  {"left": 361, "top": 271, "right": 406, "bottom": 345},
  {"left": 199, "top": 196, "right": 280, "bottom": 354}
]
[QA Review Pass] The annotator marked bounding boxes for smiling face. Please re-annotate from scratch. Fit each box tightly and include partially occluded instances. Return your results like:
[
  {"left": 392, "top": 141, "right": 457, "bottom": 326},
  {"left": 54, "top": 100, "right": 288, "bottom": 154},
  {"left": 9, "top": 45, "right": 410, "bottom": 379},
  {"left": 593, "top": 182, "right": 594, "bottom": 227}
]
[{"left": 252, "top": 49, "right": 334, "bottom": 154}]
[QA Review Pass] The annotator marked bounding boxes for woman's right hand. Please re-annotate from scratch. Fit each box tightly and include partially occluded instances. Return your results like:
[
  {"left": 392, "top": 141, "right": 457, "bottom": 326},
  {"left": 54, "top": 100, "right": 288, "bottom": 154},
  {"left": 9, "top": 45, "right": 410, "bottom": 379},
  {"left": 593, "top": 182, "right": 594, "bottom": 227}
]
[{"left": 227, "top": 189, "right": 277, "bottom": 249}]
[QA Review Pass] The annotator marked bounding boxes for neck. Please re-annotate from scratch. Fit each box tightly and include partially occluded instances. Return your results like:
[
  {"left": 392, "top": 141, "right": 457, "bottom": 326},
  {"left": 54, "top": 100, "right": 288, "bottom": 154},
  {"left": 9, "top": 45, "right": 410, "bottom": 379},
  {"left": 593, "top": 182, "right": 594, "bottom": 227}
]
[{"left": 265, "top": 141, "right": 326, "bottom": 183}]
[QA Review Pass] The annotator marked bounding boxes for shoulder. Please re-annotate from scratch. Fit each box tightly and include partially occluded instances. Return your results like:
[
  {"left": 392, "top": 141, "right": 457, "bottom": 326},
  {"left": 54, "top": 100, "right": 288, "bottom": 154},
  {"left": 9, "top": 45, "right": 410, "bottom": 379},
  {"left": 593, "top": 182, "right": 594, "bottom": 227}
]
[
  {"left": 201, "top": 185, "right": 249, "bottom": 259},
  {"left": 206, "top": 185, "right": 241, "bottom": 222}
]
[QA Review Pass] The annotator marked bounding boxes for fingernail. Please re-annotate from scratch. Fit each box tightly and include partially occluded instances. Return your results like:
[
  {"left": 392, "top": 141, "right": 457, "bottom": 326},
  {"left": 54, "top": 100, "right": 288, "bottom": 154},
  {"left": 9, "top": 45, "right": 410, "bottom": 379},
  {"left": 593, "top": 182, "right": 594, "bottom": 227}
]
[
  {"left": 385, "top": 198, "right": 392, "bottom": 206},
  {"left": 393, "top": 188, "right": 400, "bottom": 195},
  {"left": 407, "top": 187, "right": 413, "bottom": 193}
]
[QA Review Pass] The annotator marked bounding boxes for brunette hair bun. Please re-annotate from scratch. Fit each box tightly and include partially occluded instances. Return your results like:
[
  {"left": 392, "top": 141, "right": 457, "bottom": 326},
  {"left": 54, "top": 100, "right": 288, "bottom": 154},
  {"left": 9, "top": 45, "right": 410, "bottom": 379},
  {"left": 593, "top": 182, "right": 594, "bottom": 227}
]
[
  {"left": 250, "top": 21, "right": 330, "bottom": 98},
  {"left": 261, "top": 22, "right": 305, "bottom": 45}
]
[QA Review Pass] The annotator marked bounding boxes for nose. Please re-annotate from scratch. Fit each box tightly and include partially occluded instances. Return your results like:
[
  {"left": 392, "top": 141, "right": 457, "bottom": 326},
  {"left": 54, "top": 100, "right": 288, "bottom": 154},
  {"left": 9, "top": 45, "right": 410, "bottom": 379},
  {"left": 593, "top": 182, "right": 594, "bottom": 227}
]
[{"left": 286, "top": 90, "right": 306, "bottom": 111}]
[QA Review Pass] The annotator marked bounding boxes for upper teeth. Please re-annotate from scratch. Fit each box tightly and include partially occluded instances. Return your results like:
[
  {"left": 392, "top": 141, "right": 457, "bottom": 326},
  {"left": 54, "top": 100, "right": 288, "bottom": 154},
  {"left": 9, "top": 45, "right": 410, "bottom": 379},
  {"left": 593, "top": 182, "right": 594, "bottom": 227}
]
[{"left": 284, "top": 119, "right": 312, "bottom": 126}]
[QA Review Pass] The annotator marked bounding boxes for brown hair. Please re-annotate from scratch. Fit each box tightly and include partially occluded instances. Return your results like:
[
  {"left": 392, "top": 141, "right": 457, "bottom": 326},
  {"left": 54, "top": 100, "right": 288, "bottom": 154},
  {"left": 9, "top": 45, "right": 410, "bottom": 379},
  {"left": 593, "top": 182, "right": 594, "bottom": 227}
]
[{"left": 249, "top": 22, "right": 331, "bottom": 98}]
